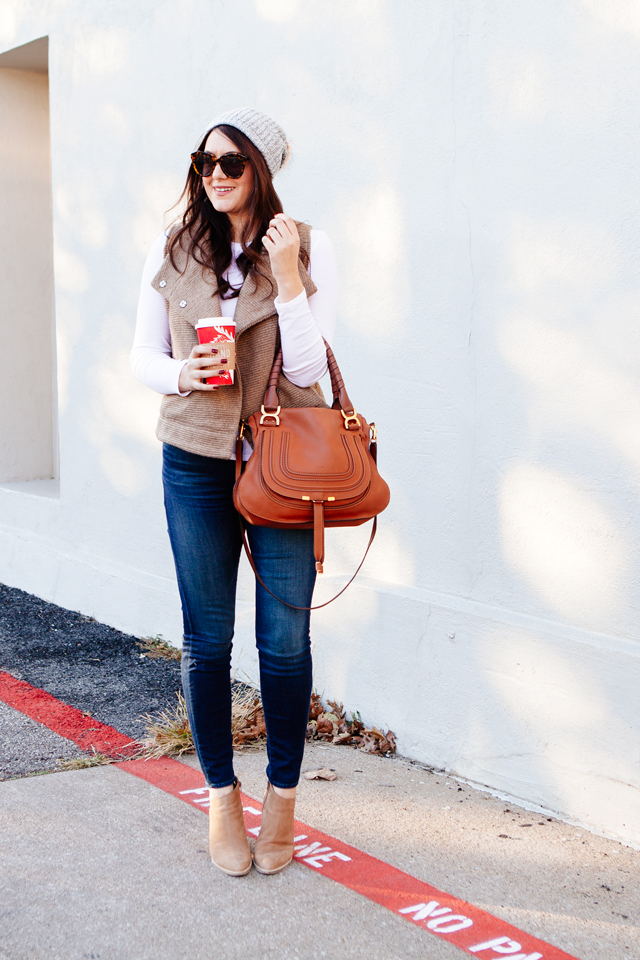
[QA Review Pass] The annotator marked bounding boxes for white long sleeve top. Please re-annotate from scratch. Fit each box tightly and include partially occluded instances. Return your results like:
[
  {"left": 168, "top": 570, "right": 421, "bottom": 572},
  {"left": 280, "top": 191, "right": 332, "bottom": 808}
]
[{"left": 131, "top": 229, "right": 339, "bottom": 402}]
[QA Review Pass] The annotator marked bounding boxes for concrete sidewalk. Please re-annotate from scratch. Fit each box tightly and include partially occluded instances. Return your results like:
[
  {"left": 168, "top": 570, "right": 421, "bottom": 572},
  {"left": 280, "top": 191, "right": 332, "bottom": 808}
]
[{"left": 1, "top": 725, "right": 638, "bottom": 960}]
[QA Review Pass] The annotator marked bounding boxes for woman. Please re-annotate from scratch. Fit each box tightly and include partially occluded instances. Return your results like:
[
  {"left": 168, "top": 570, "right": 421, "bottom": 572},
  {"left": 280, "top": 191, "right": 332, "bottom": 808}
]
[{"left": 131, "top": 108, "right": 338, "bottom": 877}]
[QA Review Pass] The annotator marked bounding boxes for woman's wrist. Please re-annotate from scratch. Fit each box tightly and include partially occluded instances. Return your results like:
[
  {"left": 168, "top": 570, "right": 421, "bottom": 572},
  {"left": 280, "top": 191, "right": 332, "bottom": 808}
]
[
  {"left": 274, "top": 274, "right": 304, "bottom": 304},
  {"left": 178, "top": 361, "right": 190, "bottom": 394}
]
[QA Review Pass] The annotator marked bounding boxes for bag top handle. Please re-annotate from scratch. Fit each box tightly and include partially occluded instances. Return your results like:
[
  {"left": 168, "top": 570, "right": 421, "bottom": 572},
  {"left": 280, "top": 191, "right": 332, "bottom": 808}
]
[{"left": 263, "top": 340, "right": 356, "bottom": 416}]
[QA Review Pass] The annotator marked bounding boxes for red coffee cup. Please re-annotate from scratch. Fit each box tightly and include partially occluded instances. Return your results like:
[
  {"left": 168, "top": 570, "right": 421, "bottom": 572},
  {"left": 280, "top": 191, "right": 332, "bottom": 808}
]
[{"left": 195, "top": 319, "right": 236, "bottom": 386}]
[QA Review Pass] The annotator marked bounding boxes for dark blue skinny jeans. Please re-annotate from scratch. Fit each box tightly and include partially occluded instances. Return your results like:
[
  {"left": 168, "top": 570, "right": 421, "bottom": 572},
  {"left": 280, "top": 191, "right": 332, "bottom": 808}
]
[{"left": 162, "top": 443, "right": 315, "bottom": 789}]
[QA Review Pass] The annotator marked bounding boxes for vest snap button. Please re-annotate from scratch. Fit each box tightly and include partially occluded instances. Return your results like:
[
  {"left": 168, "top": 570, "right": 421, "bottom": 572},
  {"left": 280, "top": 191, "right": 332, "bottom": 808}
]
[
  {"left": 159, "top": 280, "right": 167, "bottom": 288},
  {"left": 179, "top": 299, "right": 187, "bottom": 307}
]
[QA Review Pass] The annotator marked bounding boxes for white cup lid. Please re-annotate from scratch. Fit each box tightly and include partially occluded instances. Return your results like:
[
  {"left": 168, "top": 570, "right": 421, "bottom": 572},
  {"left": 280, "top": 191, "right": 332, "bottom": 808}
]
[{"left": 195, "top": 318, "right": 236, "bottom": 328}]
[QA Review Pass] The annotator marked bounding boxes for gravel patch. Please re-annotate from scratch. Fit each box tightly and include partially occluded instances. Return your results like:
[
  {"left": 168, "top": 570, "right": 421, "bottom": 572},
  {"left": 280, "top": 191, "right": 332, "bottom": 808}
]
[{"left": 0, "top": 583, "right": 183, "bottom": 764}]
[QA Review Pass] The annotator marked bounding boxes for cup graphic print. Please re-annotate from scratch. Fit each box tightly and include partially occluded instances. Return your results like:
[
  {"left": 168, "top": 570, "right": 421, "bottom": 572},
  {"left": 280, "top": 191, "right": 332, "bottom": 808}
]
[{"left": 195, "top": 319, "right": 236, "bottom": 386}]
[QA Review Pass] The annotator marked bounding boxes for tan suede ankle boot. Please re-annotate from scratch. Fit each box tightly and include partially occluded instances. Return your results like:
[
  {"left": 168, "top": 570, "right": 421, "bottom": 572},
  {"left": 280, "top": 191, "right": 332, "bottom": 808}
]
[
  {"left": 253, "top": 782, "right": 296, "bottom": 875},
  {"left": 208, "top": 778, "right": 252, "bottom": 876}
]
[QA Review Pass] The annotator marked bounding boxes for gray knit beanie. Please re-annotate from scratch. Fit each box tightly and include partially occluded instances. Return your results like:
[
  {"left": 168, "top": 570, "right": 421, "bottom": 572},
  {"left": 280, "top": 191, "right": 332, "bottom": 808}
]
[{"left": 210, "top": 107, "right": 289, "bottom": 178}]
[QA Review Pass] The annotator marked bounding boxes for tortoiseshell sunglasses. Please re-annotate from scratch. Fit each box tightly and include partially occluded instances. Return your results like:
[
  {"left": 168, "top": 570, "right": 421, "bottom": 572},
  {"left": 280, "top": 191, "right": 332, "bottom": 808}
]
[{"left": 190, "top": 151, "right": 248, "bottom": 179}]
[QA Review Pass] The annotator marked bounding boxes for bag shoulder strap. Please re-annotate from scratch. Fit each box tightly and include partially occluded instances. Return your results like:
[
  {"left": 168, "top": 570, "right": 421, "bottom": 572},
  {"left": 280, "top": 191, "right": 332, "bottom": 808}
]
[{"left": 239, "top": 514, "right": 377, "bottom": 611}]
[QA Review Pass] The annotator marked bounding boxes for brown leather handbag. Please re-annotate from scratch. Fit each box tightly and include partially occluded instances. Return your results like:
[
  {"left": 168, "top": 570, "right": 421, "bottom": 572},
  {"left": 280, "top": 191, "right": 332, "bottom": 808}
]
[{"left": 233, "top": 342, "right": 390, "bottom": 609}]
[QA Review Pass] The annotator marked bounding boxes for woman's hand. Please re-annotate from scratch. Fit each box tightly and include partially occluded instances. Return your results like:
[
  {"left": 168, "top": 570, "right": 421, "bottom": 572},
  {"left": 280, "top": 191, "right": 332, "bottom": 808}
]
[
  {"left": 263, "top": 213, "right": 304, "bottom": 303},
  {"left": 178, "top": 343, "right": 223, "bottom": 393}
]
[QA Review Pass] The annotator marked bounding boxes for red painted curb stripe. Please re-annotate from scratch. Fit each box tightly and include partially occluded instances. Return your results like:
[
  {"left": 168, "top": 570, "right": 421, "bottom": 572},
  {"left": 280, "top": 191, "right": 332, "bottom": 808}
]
[
  {"left": 120, "top": 758, "right": 581, "bottom": 960},
  {"left": 1, "top": 670, "right": 581, "bottom": 960},
  {"left": 0, "top": 670, "right": 136, "bottom": 756}
]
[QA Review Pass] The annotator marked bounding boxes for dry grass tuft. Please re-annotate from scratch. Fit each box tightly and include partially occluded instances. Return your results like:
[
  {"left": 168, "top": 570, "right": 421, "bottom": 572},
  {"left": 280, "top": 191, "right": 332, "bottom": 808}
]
[
  {"left": 137, "top": 692, "right": 193, "bottom": 759},
  {"left": 136, "top": 635, "right": 181, "bottom": 660},
  {"left": 134, "top": 685, "right": 269, "bottom": 759},
  {"left": 58, "top": 748, "right": 117, "bottom": 770}
]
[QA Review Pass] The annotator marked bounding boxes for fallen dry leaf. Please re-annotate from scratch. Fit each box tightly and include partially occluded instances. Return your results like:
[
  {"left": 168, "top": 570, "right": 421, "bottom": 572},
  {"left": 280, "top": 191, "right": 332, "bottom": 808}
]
[
  {"left": 332, "top": 731, "right": 354, "bottom": 745},
  {"left": 309, "top": 692, "right": 324, "bottom": 721},
  {"left": 316, "top": 716, "right": 337, "bottom": 736},
  {"left": 303, "top": 767, "right": 338, "bottom": 781}
]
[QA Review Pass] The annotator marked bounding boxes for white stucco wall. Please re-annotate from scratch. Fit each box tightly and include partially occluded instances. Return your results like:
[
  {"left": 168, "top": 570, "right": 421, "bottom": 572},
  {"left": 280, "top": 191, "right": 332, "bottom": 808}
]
[{"left": 0, "top": 1, "right": 638, "bottom": 845}]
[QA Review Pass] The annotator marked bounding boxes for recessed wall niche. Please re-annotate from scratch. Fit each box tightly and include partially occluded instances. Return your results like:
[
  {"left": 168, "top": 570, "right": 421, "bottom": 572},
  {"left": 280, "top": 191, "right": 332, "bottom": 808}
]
[{"left": 0, "top": 37, "right": 56, "bottom": 483}]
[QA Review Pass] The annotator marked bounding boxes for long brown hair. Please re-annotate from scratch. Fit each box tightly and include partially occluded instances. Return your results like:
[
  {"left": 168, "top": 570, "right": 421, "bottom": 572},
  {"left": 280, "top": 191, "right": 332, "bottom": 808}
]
[{"left": 168, "top": 124, "right": 302, "bottom": 299}]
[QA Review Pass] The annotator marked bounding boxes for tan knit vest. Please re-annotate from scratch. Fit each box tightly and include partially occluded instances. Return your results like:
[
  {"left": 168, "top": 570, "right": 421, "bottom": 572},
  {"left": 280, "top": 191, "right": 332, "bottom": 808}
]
[{"left": 151, "top": 221, "right": 328, "bottom": 459}]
